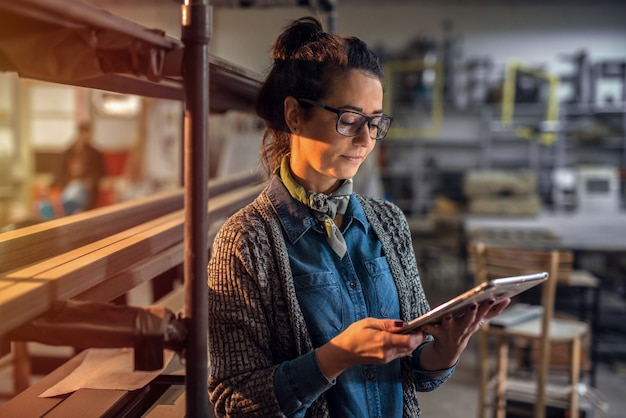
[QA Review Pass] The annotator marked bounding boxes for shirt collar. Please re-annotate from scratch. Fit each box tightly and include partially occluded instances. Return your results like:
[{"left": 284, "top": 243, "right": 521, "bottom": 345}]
[{"left": 266, "top": 175, "right": 368, "bottom": 245}]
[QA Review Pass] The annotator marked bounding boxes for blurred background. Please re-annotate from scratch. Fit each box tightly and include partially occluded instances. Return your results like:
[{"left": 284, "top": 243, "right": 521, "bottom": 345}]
[
  {"left": 1, "top": 0, "right": 625, "bottom": 230},
  {"left": 0, "top": 1, "right": 625, "bottom": 416}
]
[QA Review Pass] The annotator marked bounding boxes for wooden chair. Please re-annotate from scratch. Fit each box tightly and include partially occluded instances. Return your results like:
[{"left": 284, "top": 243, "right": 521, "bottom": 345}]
[{"left": 468, "top": 241, "right": 590, "bottom": 418}]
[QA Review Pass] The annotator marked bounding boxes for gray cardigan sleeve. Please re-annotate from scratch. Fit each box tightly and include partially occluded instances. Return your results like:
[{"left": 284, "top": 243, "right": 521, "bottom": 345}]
[
  {"left": 208, "top": 192, "right": 325, "bottom": 417},
  {"left": 208, "top": 212, "right": 284, "bottom": 417}
]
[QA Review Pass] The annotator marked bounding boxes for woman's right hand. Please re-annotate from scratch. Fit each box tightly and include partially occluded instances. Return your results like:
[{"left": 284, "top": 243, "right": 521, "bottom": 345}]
[{"left": 315, "top": 318, "right": 427, "bottom": 381}]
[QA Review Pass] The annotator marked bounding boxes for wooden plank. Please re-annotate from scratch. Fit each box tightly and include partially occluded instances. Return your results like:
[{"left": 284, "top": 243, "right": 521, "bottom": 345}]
[
  {"left": 0, "top": 176, "right": 262, "bottom": 415},
  {"left": 0, "top": 209, "right": 182, "bottom": 304},
  {"left": 145, "top": 388, "right": 187, "bottom": 418},
  {"left": 0, "top": 277, "right": 14, "bottom": 292},
  {"left": 73, "top": 243, "right": 185, "bottom": 303},
  {"left": 72, "top": 211, "right": 236, "bottom": 305},
  {"left": 71, "top": 182, "right": 264, "bottom": 303},
  {"left": 0, "top": 189, "right": 184, "bottom": 275},
  {"left": 0, "top": 211, "right": 182, "bottom": 334},
  {"left": 50, "top": 216, "right": 184, "bottom": 299},
  {"left": 0, "top": 213, "right": 184, "bottom": 336},
  {"left": 0, "top": 182, "right": 264, "bottom": 337},
  {"left": 207, "top": 182, "right": 264, "bottom": 220},
  {"left": 44, "top": 388, "right": 129, "bottom": 418},
  {"left": 0, "top": 172, "right": 261, "bottom": 276},
  {"left": 0, "top": 352, "right": 134, "bottom": 418},
  {"left": 67, "top": 183, "right": 263, "bottom": 303},
  {"left": 0, "top": 351, "right": 88, "bottom": 417},
  {"left": 2, "top": 210, "right": 181, "bottom": 279},
  {"left": 74, "top": 219, "right": 225, "bottom": 305}
]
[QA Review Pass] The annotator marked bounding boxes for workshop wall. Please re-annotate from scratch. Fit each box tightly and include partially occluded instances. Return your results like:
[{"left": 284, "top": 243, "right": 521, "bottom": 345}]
[{"left": 210, "top": 3, "right": 626, "bottom": 80}]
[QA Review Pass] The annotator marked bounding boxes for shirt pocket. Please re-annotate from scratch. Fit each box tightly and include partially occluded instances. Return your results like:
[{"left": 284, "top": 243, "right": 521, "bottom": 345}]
[
  {"left": 365, "top": 256, "right": 400, "bottom": 319},
  {"left": 293, "top": 272, "right": 345, "bottom": 342}
]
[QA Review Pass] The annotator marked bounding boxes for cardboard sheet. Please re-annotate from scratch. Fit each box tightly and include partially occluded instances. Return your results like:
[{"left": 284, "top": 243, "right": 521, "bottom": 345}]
[{"left": 39, "top": 348, "right": 176, "bottom": 398}]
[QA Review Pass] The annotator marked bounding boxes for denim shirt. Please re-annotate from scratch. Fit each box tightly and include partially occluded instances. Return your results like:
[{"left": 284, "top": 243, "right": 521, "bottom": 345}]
[{"left": 268, "top": 180, "right": 454, "bottom": 418}]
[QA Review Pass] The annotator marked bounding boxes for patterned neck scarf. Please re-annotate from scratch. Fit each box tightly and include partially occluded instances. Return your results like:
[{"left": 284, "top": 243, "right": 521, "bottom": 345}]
[{"left": 276, "top": 155, "right": 353, "bottom": 258}]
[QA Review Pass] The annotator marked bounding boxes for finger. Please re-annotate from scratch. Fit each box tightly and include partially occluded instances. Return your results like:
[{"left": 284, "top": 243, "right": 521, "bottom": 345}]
[
  {"left": 485, "top": 298, "right": 511, "bottom": 319},
  {"left": 388, "top": 330, "right": 426, "bottom": 351},
  {"left": 494, "top": 298, "right": 511, "bottom": 311},
  {"left": 459, "top": 303, "right": 479, "bottom": 324},
  {"left": 477, "top": 298, "right": 496, "bottom": 315},
  {"left": 420, "top": 322, "right": 443, "bottom": 335},
  {"left": 380, "top": 319, "right": 406, "bottom": 332}
]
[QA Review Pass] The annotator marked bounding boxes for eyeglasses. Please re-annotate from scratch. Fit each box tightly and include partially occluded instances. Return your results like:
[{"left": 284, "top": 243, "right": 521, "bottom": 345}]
[{"left": 298, "top": 98, "right": 393, "bottom": 140}]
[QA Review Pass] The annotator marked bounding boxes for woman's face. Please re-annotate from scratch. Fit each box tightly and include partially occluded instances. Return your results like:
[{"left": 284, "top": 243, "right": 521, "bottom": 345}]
[{"left": 289, "top": 69, "right": 384, "bottom": 194}]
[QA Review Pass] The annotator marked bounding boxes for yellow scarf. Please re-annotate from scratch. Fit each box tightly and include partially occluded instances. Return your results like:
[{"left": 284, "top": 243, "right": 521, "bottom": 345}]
[{"left": 276, "top": 155, "right": 353, "bottom": 258}]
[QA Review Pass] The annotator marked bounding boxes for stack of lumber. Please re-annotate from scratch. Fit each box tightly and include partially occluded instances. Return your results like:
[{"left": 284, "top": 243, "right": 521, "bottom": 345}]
[{"left": 463, "top": 170, "right": 542, "bottom": 216}]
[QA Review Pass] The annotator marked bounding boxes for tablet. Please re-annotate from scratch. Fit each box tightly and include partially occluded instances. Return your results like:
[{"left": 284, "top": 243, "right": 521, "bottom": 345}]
[{"left": 399, "top": 272, "right": 548, "bottom": 334}]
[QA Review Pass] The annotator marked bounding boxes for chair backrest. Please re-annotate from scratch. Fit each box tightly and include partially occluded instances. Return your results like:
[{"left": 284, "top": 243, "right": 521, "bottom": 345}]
[
  {"left": 469, "top": 242, "right": 573, "bottom": 282},
  {"left": 468, "top": 242, "right": 574, "bottom": 321},
  {"left": 469, "top": 242, "right": 584, "bottom": 418}
]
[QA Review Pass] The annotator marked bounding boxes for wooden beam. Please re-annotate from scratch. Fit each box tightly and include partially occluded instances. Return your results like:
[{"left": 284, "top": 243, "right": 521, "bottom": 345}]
[
  {"left": 0, "top": 189, "right": 184, "bottom": 275},
  {"left": 0, "top": 182, "right": 264, "bottom": 337}
]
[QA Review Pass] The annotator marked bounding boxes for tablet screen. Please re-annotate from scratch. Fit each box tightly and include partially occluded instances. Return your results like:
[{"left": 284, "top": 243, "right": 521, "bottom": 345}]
[{"left": 399, "top": 272, "right": 548, "bottom": 334}]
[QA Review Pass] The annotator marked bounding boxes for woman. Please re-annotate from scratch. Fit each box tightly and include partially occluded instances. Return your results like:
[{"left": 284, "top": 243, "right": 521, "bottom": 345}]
[{"left": 208, "top": 17, "right": 509, "bottom": 417}]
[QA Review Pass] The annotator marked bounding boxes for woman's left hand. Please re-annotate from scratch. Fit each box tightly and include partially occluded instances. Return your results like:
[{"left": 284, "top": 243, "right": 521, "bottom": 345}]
[{"left": 418, "top": 298, "right": 511, "bottom": 371}]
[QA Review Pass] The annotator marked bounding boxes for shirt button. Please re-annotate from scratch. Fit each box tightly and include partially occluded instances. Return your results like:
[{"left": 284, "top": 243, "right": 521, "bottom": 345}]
[
  {"left": 349, "top": 281, "right": 357, "bottom": 289},
  {"left": 366, "top": 371, "right": 375, "bottom": 380}
]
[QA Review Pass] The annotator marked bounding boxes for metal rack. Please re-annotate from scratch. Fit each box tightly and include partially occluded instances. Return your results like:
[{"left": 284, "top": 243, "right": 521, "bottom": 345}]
[
  {"left": 380, "top": 102, "right": 626, "bottom": 215},
  {"left": 0, "top": 1, "right": 261, "bottom": 415}
]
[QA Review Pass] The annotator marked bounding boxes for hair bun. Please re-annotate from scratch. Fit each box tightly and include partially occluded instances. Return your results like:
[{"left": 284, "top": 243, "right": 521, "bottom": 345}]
[{"left": 272, "top": 17, "right": 326, "bottom": 60}]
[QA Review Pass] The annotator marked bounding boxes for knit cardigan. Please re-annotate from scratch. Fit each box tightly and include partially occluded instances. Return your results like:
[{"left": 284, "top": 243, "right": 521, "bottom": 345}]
[{"left": 208, "top": 182, "right": 433, "bottom": 417}]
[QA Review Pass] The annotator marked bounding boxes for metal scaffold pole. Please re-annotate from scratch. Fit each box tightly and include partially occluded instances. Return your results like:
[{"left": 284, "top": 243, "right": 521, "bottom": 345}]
[{"left": 181, "top": 0, "right": 210, "bottom": 416}]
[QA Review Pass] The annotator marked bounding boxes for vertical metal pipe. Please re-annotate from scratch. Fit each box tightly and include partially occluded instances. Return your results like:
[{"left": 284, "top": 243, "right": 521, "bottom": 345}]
[{"left": 181, "top": 0, "right": 210, "bottom": 416}]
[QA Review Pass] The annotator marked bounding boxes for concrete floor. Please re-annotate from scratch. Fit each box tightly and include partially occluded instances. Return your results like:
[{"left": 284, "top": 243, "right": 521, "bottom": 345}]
[{"left": 418, "top": 337, "right": 624, "bottom": 418}]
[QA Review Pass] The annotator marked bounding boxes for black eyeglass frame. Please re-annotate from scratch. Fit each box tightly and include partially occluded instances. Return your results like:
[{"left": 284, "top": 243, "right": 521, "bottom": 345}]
[{"left": 297, "top": 98, "right": 393, "bottom": 140}]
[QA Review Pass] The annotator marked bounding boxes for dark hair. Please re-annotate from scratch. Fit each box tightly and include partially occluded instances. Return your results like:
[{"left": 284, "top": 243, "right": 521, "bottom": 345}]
[{"left": 256, "top": 16, "right": 384, "bottom": 175}]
